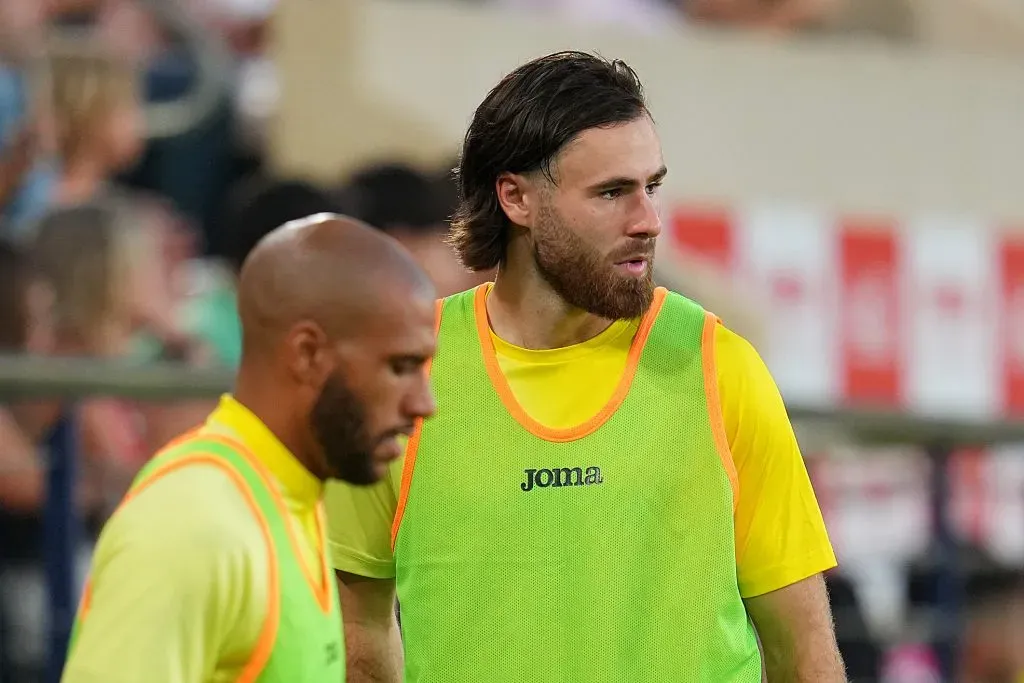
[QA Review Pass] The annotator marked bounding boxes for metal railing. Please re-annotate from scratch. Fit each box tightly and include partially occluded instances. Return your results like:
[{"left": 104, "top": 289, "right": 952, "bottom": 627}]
[
  {"left": 1, "top": 354, "right": 1022, "bottom": 681},
  {"left": 0, "top": 356, "right": 231, "bottom": 683}
]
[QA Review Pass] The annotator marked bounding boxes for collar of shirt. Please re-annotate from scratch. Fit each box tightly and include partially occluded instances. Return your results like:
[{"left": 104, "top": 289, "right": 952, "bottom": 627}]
[{"left": 203, "top": 394, "right": 323, "bottom": 507}]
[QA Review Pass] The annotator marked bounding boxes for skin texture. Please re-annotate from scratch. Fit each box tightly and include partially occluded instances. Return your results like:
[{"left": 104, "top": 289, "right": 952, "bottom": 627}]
[
  {"left": 744, "top": 574, "right": 847, "bottom": 682},
  {"left": 233, "top": 213, "right": 437, "bottom": 485},
  {"left": 487, "top": 116, "right": 665, "bottom": 350}
]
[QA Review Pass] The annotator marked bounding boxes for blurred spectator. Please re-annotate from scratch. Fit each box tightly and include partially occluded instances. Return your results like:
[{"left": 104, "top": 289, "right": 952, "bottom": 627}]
[
  {"left": 0, "top": 0, "right": 60, "bottom": 235},
  {"left": 959, "top": 563, "right": 1024, "bottom": 683},
  {"left": 0, "top": 1, "right": 149, "bottom": 237},
  {"left": 96, "top": 190, "right": 218, "bottom": 456},
  {"left": 46, "top": 41, "right": 145, "bottom": 210},
  {"left": 26, "top": 201, "right": 161, "bottom": 514},
  {"left": 0, "top": 0, "right": 54, "bottom": 58},
  {"left": 122, "top": 2, "right": 244, "bottom": 250},
  {"left": 187, "top": 0, "right": 274, "bottom": 57},
  {"left": 0, "top": 239, "right": 51, "bottom": 515},
  {"left": 684, "top": 0, "right": 844, "bottom": 32},
  {"left": 495, "top": 0, "right": 845, "bottom": 34},
  {"left": 186, "top": 176, "right": 340, "bottom": 369},
  {"left": 93, "top": 0, "right": 164, "bottom": 64},
  {"left": 122, "top": 191, "right": 205, "bottom": 364},
  {"left": 905, "top": 542, "right": 1024, "bottom": 683},
  {"left": 494, "top": 0, "right": 683, "bottom": 33},
  {"left": 0, "top": 237, "right": 54, "bottom": 682},
  {"left": 339, "top": 162, "right": 490, "bottom": 297}
]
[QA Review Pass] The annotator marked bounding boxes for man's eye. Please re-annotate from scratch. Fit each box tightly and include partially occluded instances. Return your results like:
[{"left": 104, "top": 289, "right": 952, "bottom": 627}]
[{"left": 391, "top": 358, "right": 423, "bottom": 375}]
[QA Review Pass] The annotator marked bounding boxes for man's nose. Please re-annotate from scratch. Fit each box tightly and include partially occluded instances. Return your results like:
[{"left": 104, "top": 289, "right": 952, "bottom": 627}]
[
  {"left": 406, "top": 380, "right": 437, "bottom": 420},
  {"left": 625, "top": 192, "right": 662, "bottom": 240}
]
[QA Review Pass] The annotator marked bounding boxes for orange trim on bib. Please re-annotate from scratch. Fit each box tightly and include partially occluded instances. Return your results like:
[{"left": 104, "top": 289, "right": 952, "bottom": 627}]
[
  {"left": 77, "top": 453, "right": 281, "bottom": 682},
  {"left": 475, "top": 285, "right": 668, "bottom": 443},
  {"left": 700, "top": 312, "right": 739, "bottom": 513},
  {"left": 392, "top": 298, "right": 445, "bottom": 549},
  {"left": 196, "top": 433, "right": 334, "bottom": 614},
  {"left": 76, "top": 581, "right": 93, "bottom": 621}
]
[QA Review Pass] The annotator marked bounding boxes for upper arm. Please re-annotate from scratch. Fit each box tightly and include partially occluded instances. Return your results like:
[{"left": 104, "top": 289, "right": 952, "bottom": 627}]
[
  {"left": 336, "top": 570, "right": 398, "bottom": 628},
  {"left": 336, "top": 570, "right": 403, "bottom": 681},
  {"left": 62, "top": 467, "right": 264, "bottom": 683},
  {"left": 714, "top": 323, "right": 836, "bottom": 598},
  {"left": 324, "top": 458, "right": 402, "bottom": 579}
]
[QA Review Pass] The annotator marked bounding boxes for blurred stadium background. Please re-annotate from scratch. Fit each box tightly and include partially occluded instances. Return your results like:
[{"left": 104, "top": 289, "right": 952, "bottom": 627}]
[{"left": 2, "top": 0, "right": 1024, "bottom": 681}]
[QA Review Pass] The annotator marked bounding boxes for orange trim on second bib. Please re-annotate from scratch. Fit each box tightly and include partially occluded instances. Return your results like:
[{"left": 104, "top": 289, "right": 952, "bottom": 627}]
[
  {"left": 79, "top": 453, "right": 281, "bottom": 682},
  {"left": 475, "top": 285, "right": 668, "bottom": 443},
  {"left": 76, "top": 580, "right": 93, "bottom": 622},
  {"left": 391, "top": 298, "right": 445, "bottom": 550},
  {"left": 197, "top": 433, "right": 334, "bottom": 615},
  {"left": 700, "top": 312, "right": 739, "bottom": 513}
]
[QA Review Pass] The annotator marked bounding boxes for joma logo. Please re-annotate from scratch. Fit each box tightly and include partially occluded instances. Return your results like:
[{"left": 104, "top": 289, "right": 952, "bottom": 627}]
[{"left": 521, "top": 467, "right": 603, "bottom": 492}]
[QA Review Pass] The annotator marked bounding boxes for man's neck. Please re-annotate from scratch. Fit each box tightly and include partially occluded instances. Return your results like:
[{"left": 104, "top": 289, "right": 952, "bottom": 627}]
[
  {"left": 232, "top": 374, "right": 325, "bottom": 480},
  {"left": 487, "top": 263, "right": 614, "bottom": 350}
]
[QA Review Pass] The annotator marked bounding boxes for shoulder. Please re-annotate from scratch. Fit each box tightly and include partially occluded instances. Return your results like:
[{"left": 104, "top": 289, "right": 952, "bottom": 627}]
[
  {"left": 710, "top": 320, "right": 792, "bottom": 448},
  {"left": 437, "top": 288, "right": 477, "bottom": 314},
  {"left": 648, "top": 291, "right": 714, "bottom": 350},
  {"left": 102, "top": 461, "right": 267, "bottom": 567},
  {"left": 90, "top": 462, "right": 270, "bottom": 634},
  {"left": 73, "top": 463, "right": 270, "bottom": 680},
  {"left": 712, "top": 321, "right": 766, "bottom": 378}
]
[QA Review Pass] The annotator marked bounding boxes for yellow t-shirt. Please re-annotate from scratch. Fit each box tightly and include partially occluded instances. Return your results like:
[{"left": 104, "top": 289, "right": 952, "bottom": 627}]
[
  {"left": 325, "top": 302, "right": 836, "bottom": 599},
  {"left": 61, "top": 396, "right": 325, "bottom": 683}
]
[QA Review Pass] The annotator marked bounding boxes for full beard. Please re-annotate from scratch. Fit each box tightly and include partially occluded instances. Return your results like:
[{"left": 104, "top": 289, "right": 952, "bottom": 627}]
[
  {"left": 309, "top": 371, "right": 380, "bottom": 486},
  {"left": 532, "top": 208, "right": 655, "bottom": 321}
]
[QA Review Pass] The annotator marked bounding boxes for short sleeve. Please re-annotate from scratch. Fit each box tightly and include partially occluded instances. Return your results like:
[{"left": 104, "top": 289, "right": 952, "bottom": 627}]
[
  {"left": 714, "top": 323, "right": 837, "bottom": 599},
  {"left": 324, "top": 458, "right": 403, "bottom": 579},
  {"left": 61, "top": 466, "right": 265, "bottom": 683}
]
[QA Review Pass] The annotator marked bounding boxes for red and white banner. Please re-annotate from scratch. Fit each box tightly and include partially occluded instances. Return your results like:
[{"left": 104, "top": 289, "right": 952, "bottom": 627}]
[
  {"left": 669, "top": 202, "right": 1018, "bottom": 419},
  {"left": 671, "top": 202, "right": 1024, "bottom": 563}
]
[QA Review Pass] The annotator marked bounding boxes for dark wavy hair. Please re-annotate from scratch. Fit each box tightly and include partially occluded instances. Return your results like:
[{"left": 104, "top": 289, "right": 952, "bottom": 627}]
[{"left": 449, "top": 51, "right": 649, "bottom": 271}]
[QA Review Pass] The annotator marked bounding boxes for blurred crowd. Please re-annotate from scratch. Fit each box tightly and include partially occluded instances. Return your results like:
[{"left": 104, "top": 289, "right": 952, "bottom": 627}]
[
  {"left": 0, "top": 1, "right": 1022, "bottom": 683},
  {"left": 0, "top": 2, "right": 494, "bottom": 679}
]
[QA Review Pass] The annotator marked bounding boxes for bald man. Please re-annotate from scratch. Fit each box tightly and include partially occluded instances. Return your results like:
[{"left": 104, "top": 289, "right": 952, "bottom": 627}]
[{"left": 60, "top": 215, "right": 437, "bottom": 683}]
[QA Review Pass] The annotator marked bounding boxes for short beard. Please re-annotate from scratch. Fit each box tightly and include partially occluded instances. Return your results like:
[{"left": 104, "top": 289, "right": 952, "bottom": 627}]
[{"left": 309, "top": 371, "right": 379, "bottom": 486}]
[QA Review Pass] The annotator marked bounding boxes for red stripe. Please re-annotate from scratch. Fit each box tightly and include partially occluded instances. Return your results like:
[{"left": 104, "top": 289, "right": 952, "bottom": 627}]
[
  {"left": 838, "top": 218, "right": 902, "bottom": 406},
  {"left": 998, "top": 234, "right": 1024, "bottom": 415},
  {"left": 669, "top": 205, "right": 734, "bottom": 271},
  {"left": 951, "top": 448, "right": 987, "bottom": 544}
]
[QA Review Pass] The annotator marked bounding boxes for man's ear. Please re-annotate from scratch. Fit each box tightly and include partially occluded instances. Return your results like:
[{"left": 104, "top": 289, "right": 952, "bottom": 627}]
[
  {"left": 283, "top": 320, "right": 332, "bottom": 386},
  {"left": 495, "top": 172, "right": 538, "bottom": 230}
]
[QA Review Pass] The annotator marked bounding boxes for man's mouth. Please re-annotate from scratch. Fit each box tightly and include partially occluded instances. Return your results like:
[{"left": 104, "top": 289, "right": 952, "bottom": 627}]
[{"left": 613, "top": 252, "right": 654, "bottom": 277}]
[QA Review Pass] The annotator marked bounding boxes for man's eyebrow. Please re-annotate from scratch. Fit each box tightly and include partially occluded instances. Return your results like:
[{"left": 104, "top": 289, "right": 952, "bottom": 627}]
[{"left": 588, "top": 165, "right": 668, "bottom": 192}]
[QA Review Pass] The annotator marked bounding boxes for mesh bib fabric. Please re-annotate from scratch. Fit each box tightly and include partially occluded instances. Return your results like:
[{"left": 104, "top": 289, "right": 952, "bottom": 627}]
[
  {"left": 69, "top": 436, "right": 344, "bottom": 683},
  {"left": 393, "top": 287, "right": 762, "bottom": 682}
]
